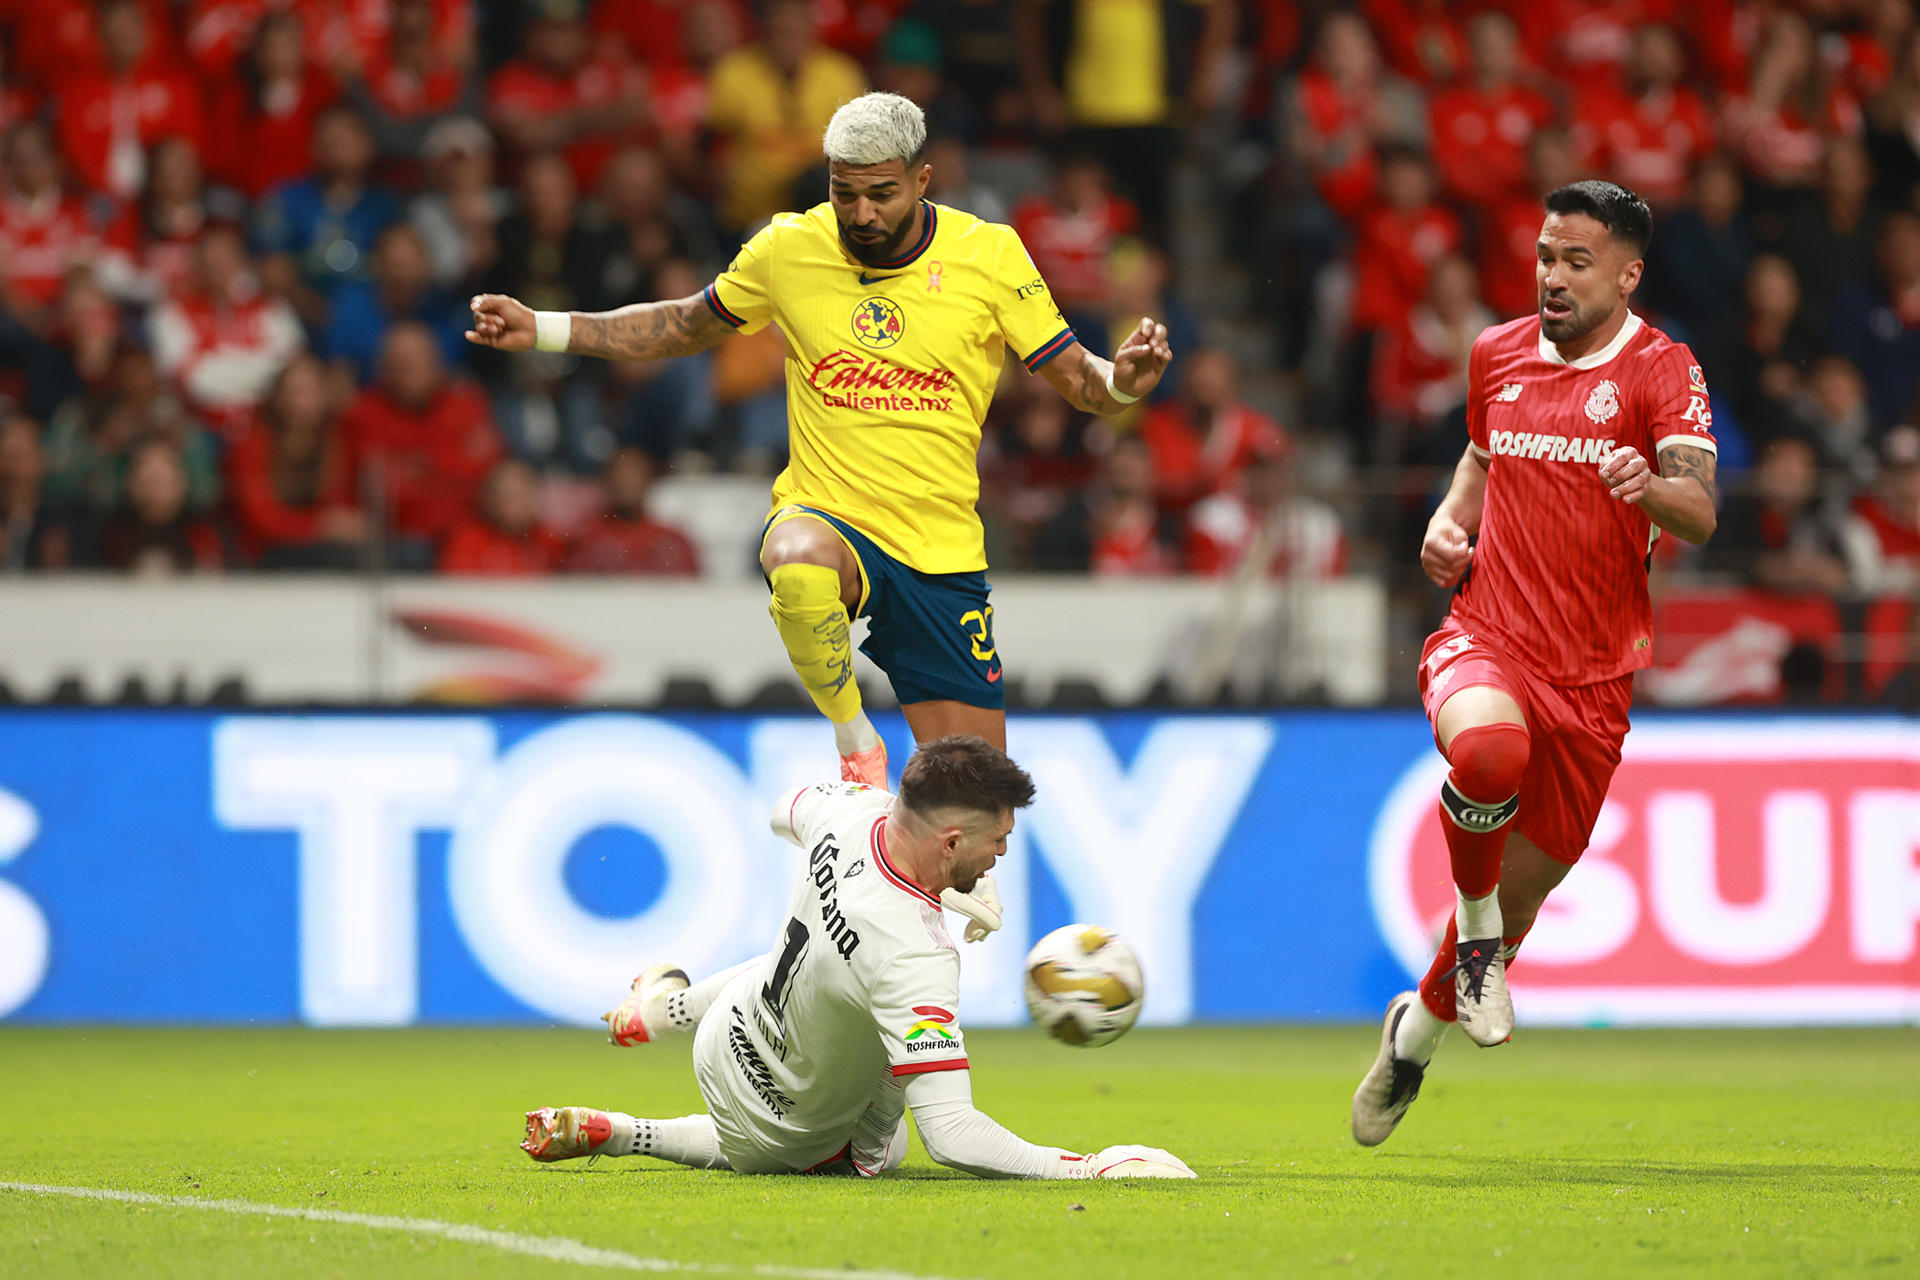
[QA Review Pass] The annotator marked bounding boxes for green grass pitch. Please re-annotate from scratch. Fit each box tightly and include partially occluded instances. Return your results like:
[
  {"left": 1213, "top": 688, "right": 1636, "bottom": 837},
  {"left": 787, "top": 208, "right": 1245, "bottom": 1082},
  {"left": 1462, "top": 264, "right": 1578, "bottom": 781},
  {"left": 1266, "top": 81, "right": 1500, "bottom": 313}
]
[{"left": 1, "top": 1025, "right": 1914, "bottom": 1278}]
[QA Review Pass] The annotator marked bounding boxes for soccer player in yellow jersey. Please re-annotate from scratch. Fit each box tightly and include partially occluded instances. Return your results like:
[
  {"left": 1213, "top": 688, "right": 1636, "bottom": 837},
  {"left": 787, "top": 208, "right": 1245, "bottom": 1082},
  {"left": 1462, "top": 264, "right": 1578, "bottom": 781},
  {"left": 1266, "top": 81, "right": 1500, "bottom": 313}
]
[{"left": 467, "top": 93, "right": 1172, "bottom": 786}]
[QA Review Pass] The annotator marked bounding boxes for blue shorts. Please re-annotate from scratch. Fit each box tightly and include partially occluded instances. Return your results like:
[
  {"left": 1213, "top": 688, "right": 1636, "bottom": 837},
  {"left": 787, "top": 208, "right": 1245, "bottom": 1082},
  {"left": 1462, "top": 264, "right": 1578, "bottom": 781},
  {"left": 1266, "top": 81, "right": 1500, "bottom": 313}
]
[{"left": 762, "top": 506, "right": 1005, "bottom": 710}]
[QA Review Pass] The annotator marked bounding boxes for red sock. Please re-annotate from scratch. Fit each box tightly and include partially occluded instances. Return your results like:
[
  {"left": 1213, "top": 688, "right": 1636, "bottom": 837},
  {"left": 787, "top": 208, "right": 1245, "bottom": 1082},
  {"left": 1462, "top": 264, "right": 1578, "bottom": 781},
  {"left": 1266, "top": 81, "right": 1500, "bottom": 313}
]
[
  {"left": 1418, "top": 918, "right": 1459, "bottom": 1021},
  {"left": 1439, "top": 722, "right": 1529, "bottom": 899}
]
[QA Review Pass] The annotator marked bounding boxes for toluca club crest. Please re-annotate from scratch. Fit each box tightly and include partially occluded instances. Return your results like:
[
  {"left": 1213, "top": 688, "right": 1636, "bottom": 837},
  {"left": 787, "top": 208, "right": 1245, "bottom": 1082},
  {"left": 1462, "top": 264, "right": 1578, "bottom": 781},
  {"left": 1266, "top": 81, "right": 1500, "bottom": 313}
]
[{"left": 1584, "top": 379, "right": 1621, "bottom": 425}]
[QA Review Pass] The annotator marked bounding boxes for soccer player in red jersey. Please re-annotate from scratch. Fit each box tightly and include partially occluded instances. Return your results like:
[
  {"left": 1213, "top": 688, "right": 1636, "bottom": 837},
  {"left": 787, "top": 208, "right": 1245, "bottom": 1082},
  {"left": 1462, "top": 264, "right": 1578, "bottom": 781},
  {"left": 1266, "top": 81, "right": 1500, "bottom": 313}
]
[{"left": 1352, "top": 181, "right": 1719, "bottom": 1146}]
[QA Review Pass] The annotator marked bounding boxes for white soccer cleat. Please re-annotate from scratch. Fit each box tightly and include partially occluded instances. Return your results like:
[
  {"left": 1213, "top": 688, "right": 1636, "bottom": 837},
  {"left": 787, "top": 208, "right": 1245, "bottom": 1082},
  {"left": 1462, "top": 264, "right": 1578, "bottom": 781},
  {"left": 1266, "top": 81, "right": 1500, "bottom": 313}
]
[
  {"left": 1351, "top": 992, "right": 1428, "bottom": 1147},
  {"left": 522, "top": 1107, "right": 616, "bottom": 1162},
  {"left": 1087, "top": 1145, "right": 1197, "bottom": 1179},
  {"left": 1450, "top": 937, "right": 1515, "bottom": 1047},
  {"left": 602, "top": 964, "right": 691, "bottom": 1046}
]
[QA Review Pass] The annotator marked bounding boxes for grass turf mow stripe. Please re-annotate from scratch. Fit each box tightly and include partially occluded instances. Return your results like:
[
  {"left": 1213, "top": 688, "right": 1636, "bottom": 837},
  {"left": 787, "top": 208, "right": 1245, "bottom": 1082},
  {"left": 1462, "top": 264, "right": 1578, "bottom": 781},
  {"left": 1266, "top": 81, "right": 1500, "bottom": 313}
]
[{"left": 0, "top": 1182, "right": 974, "bottom": 1280}]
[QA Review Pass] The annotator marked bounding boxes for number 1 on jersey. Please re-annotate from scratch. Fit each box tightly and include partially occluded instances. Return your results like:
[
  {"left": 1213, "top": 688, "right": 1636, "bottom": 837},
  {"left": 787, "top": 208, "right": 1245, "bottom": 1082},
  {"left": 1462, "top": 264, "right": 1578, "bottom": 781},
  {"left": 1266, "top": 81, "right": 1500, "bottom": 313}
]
[{"left": 761, "top": 917, "right": 811, "bottom": 1031}]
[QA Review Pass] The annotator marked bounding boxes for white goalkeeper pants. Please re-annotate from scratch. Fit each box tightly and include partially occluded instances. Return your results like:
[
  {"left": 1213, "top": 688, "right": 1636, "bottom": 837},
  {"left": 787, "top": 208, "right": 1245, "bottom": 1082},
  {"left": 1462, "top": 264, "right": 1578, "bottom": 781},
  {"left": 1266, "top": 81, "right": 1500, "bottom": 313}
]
[{"left": 691, "top": 973, "right": 909, "bottom": 1176}]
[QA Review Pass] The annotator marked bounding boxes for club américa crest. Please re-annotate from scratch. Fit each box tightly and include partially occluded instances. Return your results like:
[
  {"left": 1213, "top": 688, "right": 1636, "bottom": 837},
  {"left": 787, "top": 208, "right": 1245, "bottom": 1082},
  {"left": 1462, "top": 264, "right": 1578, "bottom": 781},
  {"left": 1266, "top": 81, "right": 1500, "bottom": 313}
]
[{"left": 852, "top": 297, "right": 904, "bottom": 350}]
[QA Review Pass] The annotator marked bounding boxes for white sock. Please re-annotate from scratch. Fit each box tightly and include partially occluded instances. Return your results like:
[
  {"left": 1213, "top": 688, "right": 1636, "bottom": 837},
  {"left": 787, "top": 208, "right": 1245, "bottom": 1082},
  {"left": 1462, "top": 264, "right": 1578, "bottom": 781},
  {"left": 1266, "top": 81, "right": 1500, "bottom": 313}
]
[
  {"left": 1393, "top": 999, "right": 1451, "bottom": 1064},
  {"left": 660, "top": 957, "right": 762, "bottom": 1031},
  {"left": 1456, "top": 888, "right": 1503, "bottom": 942},
  {"left": 833, "top": 711, "right": 881, "bottom": 756},
  {"left": 617, "top": 1114, "right": 729, "bottom": 1169}
]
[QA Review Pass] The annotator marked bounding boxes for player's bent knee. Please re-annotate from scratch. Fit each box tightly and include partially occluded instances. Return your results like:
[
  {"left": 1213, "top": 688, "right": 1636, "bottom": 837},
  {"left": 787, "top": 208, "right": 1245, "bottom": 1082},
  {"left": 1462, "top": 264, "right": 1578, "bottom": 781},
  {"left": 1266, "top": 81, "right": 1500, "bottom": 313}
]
[{"left": 1444, "top": 721, "right": 1530, "bottom": 803}]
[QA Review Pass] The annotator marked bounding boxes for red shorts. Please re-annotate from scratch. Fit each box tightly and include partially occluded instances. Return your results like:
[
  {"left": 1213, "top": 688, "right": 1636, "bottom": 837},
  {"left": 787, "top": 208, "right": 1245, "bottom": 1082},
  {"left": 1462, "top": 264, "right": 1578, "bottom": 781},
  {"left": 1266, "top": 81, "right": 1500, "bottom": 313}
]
[{"left": 1417, "top": 615, "right": 1634, "bottom": 865}]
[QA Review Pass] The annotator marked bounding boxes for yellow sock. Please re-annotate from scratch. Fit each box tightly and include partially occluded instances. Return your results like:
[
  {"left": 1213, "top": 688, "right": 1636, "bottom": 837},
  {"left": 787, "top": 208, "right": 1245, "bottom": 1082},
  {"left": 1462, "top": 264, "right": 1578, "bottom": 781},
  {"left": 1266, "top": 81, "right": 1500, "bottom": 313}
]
[{"left": 768, "top": 562, "right": 865, "bottom": 726}]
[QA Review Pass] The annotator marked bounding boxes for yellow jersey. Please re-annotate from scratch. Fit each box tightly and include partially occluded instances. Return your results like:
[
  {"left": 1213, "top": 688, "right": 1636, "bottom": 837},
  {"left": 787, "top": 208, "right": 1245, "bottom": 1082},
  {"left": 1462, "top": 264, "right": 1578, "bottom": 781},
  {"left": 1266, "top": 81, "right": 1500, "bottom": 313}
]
[{"left": 705, "top": 201, "right": 1076, "bottom": 574}]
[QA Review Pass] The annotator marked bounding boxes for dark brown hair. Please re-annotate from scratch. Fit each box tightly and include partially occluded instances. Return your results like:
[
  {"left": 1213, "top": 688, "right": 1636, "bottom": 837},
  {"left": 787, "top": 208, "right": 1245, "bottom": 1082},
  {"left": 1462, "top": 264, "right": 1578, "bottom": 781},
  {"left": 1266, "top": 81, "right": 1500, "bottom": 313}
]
[{"left": 897, "top": 735, "right": 1035, "bottom": 818}]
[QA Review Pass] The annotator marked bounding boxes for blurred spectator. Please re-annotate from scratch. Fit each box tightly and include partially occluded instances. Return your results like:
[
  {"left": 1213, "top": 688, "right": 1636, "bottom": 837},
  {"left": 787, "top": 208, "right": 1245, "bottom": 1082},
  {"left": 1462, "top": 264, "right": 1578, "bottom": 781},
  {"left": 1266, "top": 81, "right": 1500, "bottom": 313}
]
[
  {"left": 1185, "top": 441, "right": 1346, "bottom": 580},
  {"left": 484, "top": 150, "right": 621, "bottom": 470},
  {"left": 1571, "top": 23, "right": 1714, "bottom": 209},
  {"left": 439, "top": 457, "right": 566, "bottom": 574},
  {"left": 1775, "top": 136, "right": 1879, "bottom": 328},
  {"left": 1427, "top": 12, "right": 1554, "bottom": 214},
  {"left": 590, "top": 0, "right": 747, "bottom": 74},
  {"left": 225, "top": 353, "right": 365, "bottom": 569},
  {"left": 1373, "top": 254, "right": 1494, "bottom": 463},
  {"left": 1700, "top": 434, "right": 1850, "bottom": 595},
  {"left": 564, "top": 446, "right": 701, "bottom": 575},
  {"left": 1720, "top": 10, "right": 1860, "bottom": 201},
  {"left": 923, "top": 136, "right": 1006, "bottom": 226},
  {"left": 322, "top": 223, "right": 469, "bottom": 382},
  {"left": 99, "top": 136, "right": 212, "bottom": 305},
  {"left": 1840, "top": 424, "right": 1920, "bottom": 595},
  {"left": 1013, "top": 0, "right": 1233, "bottom": 243},
  {"left": 349, "top": 0, "right": 478, "bottom": 165},
  {"left": 149, "top": 223, "right": 305, "bottom": 440},
  {"left": 705, "top": 0, "right": 866, "bottom": 231},
  {"left": 42, "top": 342, "right": 214, "bottom": 516},
  {"left": 1012, "top": 153, "right": 1137, "bottom": 339},
  {"left": 0, "top": 415, "right": 85, "bottom": 570},
  {"left": 610, "top": 257, "right": 718, "bottom": 461},
  {"left": 1033, "top": 434, "right": 1177, "bottom": 574},
  {"left": 596, "top": 145, "right": 720, "bottom": 304},
  {"left": 254, "top": 104, "right": 401, "bottom": 326},
  {"left": 1865, "top": 26, "right": 1920, "bottom": 204},
  {"left": 409, "top": 116, "right": 506, "bottom": 291},
  {"left": 1726, "top": 253, "right": 1822, "bottom": 443},
  {"left": 1788, "top": 354, "right": 1878, "bottom": 498},
  {"left": 487, "top": 0, "right": 648, "bottom": 193},
  {"left": 1644, "top": 155, "right": 1755, "bottom": 382},
  {"left": 1281, "top": 10, "right": 1426, "bottom": 225},
  {"left": 1348, "top": 146, "right": 1461, "bottom": 339},
  {"left": 980, "top": 374, "right": 1095, "bottom": 568},
  {"left": 906, "top": 1, "right": 1025, "bottom": 139},
  {"left": 343, "top": 321, "right": 501, "bottom": 565},
  {"left": 0, "top": 121, "right": 99, "bottom": 319},
  {"left": 205, "top": 12, "right": 337, "bottom": 201},
  {"left": 1830, "top": 211, "right": 1920, "bottom": 428},
  {"left": 711, "top": 313, "right": 790, "bottom": 473},
  {"left": 1480, "top": 125, "right": 1580, "bottom": 320},
  {"left": 0, "top": 38, "right": 37, "bottom": 139},
  {"left": 0, "top": 121, "right": 97, "bottom": 418},
  {"left": 52, "top": 0, "right": 205, "bottom": 201},
  {"left": 1361, "top": 0, "right": 1465, "bottom": 85},
  {"left": 100, "top": 434, "right": 226, "bottom": 574},
  {"left": 1136, "top": 348, "right": 1287, "bottom": 513},
  {"left": 874, "top": 17, "right": 975, "bottom": 145}
]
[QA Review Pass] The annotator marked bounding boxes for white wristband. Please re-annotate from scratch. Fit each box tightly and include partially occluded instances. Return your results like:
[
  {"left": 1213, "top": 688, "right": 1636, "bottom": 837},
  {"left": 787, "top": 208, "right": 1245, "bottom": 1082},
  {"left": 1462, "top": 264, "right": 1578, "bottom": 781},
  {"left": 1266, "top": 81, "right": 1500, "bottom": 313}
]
[
  {"left": 533, "top": 310, "right": 572, "bottom": 353},
  {"left": 1104, "top": 365, "right": 1139, "bottom": 405}
]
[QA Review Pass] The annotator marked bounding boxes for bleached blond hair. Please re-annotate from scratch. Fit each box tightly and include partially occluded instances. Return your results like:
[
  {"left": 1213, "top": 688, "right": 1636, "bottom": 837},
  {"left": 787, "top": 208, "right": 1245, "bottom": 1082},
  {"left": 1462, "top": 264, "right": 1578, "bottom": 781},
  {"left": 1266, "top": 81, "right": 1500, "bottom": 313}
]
[{"left": 822, "top": 93, "right": 926, "bottom": 168}]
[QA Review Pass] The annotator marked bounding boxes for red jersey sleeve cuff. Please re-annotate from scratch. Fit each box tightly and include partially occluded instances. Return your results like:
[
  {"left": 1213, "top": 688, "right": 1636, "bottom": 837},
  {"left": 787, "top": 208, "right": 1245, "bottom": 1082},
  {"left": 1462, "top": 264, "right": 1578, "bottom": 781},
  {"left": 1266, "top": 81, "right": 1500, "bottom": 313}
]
[{"left": 891, "top": 1057, "right": 969, "bottom": 1077}]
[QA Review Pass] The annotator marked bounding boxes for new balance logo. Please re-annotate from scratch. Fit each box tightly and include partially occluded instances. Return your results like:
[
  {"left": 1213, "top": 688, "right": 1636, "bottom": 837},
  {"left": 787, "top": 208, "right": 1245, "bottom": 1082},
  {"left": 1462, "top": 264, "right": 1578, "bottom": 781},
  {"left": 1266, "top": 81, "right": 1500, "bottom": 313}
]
[{"left": 1495, "top": 383, "right": 1524, "bottom": 402}]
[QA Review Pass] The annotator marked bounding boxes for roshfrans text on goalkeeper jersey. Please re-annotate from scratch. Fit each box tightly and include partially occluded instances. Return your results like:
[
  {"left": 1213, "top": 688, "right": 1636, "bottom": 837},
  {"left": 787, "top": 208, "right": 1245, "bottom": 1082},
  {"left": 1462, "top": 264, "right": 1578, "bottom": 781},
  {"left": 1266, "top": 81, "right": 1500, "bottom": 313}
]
[{"left": 704, "top": 200, "right": 1076, "bottom": 574}]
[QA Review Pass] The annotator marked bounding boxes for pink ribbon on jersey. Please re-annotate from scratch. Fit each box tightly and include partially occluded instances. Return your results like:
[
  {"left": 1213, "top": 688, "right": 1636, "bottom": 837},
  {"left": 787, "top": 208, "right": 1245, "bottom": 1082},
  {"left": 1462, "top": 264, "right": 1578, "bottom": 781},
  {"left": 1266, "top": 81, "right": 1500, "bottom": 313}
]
[{"left": 926, "top": 261, "right": 943, "bottom": 293}]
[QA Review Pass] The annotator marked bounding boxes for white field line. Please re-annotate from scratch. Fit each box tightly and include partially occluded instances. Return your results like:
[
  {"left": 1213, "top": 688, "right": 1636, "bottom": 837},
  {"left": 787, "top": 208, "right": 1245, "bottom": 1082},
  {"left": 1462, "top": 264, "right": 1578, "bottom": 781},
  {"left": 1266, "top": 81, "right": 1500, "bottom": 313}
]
[{"left": 0, "top": 1181, "right": 971, "bottom": 1280}]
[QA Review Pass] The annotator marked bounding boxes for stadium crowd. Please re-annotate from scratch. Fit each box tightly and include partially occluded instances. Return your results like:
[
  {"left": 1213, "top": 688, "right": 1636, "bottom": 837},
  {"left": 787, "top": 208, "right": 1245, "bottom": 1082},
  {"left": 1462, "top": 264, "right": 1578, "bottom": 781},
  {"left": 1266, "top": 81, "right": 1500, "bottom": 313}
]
[{"left": 0, "top": 0, "right": 1917, "bottom": 599}]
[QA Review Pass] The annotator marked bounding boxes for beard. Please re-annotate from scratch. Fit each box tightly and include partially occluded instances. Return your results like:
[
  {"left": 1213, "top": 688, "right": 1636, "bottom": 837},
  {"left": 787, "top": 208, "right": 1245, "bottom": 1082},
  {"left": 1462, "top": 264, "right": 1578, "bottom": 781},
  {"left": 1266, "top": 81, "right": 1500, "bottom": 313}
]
[
  {"left": 1540, "top": 293, "right": 1609, "bottom": 345},
  {"left": 952, "top": 865, "right": 982, "bottom": 894},
  {"left": 839, "top": 210, "right": 915, "bottom": 267}
]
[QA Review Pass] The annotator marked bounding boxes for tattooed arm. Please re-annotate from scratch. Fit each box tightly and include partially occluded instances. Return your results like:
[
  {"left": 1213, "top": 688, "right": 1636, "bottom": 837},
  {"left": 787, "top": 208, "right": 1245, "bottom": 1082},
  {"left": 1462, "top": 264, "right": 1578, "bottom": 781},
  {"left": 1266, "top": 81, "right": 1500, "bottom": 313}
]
[
  {"left": 1600, "top": 443, "right": 1718, "bottom": 544},
  {"left": 465, "top": 292, "right": 732, "bottom": 361},
  {"left": 1037, "top": 317, "right": 1173, "bottom": 417}
]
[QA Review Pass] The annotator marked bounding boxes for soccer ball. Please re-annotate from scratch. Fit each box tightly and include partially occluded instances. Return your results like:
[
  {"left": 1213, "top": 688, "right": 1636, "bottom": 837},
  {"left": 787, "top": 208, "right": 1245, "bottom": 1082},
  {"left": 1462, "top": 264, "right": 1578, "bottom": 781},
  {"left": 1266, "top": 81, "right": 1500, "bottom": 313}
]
[{"left": 1023, "top": 924, "right": 1144, "bottom": 1048}]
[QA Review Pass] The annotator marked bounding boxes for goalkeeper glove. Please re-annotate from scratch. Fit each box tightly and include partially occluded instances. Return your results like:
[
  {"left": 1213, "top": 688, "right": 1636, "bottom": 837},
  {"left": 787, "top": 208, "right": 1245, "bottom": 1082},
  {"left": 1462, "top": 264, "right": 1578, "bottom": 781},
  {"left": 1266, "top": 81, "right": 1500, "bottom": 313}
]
[{"left": 939, "top": 872, "right": 1002, "bottom": 943}]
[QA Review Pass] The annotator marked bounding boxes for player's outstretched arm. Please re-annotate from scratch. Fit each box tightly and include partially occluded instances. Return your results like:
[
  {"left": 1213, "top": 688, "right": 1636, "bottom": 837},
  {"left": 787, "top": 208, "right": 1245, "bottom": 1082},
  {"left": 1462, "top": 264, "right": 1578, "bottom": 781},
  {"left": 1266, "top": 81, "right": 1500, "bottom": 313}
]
[
  {"left": 1422, "top": 445, "right": 1490, "bottom": 588},
  {"left": 904, "top": 1070, "right": 1195, "bottom": 1179},
  {"left": 1037, "top": 318, "right": 1173, "bottom": 417},
  {"left": 466, "top": 292, "right": 732, "bottom": 362},
  {"left": 1601, "top": 443, "right": 1717, "bottom": 544}
]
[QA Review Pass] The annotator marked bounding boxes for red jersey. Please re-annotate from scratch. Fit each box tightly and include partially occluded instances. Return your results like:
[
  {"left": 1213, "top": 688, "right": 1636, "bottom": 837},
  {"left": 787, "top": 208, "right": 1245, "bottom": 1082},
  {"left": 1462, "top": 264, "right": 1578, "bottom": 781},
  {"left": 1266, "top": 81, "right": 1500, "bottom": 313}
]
[
  {"left": 342, "top": 380, "right": 502, "bottom": 541},
  {"left": 53, "top": 66, "right": 205, "bottom": 200},
  {"left": 565, "top": 513, "right": 702, "bottom": 575},
  {"left": 1010, "top": 191, "right": 1138, "bottom": 310},
  {"left": 1572, "top": 84, "right": 1715, "bottom": 207},
  {"left": 1454, "top": 312, "right": 1717, "bottom": 685},
  {"left": 0, "top": 191, "right": 100, "bottom": 307},
  {"left": 1429, "top": 83, "right": 1555, "bottom": 211},
  {"left": 1349, "top": 202, "right": 1462, "bottom": 334},
  {"left": 439, "top": 521, "right": 567, "bottom": 575}
]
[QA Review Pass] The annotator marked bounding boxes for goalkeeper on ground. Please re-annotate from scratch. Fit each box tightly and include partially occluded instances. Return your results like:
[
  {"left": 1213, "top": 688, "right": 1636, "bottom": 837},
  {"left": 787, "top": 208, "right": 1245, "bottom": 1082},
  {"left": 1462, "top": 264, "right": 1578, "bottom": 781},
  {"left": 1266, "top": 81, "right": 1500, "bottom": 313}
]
[{"left": 521, "top": 735, "right": 1194, "bottom": 1181}]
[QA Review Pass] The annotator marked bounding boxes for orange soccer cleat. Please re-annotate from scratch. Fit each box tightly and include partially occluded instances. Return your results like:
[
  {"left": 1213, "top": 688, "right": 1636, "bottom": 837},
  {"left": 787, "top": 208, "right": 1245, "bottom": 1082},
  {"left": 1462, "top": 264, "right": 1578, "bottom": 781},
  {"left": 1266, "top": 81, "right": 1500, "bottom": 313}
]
[{"left": 839, "top": 740, "right": 889, "bottom": 789}]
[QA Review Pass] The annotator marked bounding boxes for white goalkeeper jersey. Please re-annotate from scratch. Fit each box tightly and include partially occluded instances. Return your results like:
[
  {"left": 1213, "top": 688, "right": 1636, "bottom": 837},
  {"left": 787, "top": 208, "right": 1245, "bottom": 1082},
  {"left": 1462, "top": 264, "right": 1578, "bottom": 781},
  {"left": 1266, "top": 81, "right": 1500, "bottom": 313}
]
[{"left": 711, "top": 781, "right": 970, "bottom": 1158}]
